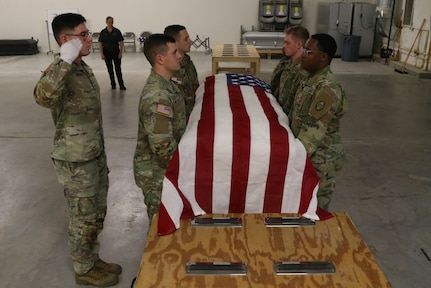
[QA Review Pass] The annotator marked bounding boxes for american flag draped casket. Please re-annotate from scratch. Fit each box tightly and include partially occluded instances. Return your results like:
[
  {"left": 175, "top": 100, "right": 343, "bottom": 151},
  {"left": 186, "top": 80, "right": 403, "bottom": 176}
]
[{"left": 157, "top": 73, "right": 332, "bottom": 235}]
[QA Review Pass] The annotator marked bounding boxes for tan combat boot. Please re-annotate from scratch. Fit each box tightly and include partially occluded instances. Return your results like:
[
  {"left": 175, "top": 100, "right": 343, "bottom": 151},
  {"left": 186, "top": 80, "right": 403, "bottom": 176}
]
[
  {"left": 94, "top": 259, "right": 122, "bottom": 275},
  {"left": 75, "top": 266, "right": 119, "bottom": 287}
]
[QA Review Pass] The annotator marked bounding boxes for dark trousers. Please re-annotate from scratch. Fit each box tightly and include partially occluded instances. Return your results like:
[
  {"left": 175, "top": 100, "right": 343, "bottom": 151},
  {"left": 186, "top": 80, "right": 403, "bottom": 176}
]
[{"left": 103, "top": 49, "right": 124, "bottom": 88}]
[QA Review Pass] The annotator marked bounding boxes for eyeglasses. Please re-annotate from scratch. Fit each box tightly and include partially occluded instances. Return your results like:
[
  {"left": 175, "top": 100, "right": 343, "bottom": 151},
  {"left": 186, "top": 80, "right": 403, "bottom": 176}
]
[
  {"left": 302, "top": 47, "right": 324, "bottom": 56},
  {"left": 65, "top": 31, "right": 92, "bottom": 38}
]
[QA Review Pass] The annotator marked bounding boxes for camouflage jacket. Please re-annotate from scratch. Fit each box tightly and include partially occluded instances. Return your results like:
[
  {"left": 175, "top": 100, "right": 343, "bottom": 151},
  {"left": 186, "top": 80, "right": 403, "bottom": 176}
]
[
  {"left": 289, "top": 66, "right": 347, "bottom": 163},
  {"left": 134, "top": 70, "right": 186, "bottom": 174},
  {"left": 33, "top": 57, "right": 104, "bottom": 162},
  {"left": 270, "top": 55, "right": 289, "bottom": 99},
  {"left": 172, "top": 53, "right": 199, "bottom": 118},
  {"left": 270, "top": 56, "right": 308, "bottom": 115}
]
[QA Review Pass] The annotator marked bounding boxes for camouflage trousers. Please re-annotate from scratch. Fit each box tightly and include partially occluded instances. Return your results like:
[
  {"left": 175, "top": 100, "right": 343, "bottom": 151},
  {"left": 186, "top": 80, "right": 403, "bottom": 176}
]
[
  {"left": 313, "top": 157, "right": 343, "bottom": 211},
  {"left": 134, "top": 161, "right": 166, "bottom": 223},
  {"left": 52, "top": 152, "right": 108, "bottom": 275}
]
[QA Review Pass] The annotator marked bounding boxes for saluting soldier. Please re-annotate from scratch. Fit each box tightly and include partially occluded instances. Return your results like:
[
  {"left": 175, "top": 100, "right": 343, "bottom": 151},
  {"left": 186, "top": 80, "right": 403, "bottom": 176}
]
[
  {"left": 290, "top": 33, "right": 348, "bottom": 210},
  {"left": 133, "top": 34, "right": 186, "bottom": 222},
  {"left": 33, "top": 13, "right": 121, "bottom": 287},
  {"left": 164, "top": 24, "right": 199, "bottom": 118}
]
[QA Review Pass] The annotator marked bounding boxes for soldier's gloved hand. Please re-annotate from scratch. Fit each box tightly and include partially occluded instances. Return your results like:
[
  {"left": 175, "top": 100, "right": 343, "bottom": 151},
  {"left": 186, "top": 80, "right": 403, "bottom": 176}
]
[{"left": 60, "top": 38, "right": 82, "bottom": 64}]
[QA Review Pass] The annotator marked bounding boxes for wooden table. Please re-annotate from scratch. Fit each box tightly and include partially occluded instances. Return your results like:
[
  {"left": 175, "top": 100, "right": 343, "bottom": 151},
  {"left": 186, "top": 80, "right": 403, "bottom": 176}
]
[
  {"left": 135, "top": 213, "right": 391, "bottom": 287},
  {"left": 212, "top": 44, "right": 261, "bottom": 77}
]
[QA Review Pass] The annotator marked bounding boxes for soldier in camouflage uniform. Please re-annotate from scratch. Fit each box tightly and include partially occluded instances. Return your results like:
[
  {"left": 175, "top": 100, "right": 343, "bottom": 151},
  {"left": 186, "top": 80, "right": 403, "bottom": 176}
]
[
  {"left": 134, "top": 34, "right": 186, "bottom": 222},
  {"left": 290, "top": 34, "right": 347, "bottom": 210},
  {"left": 164, "top": 25, "right": 199, "bottom": 118},
  {"left": 270, "top": 26, "right": 309, "bottom": 116},
  {"left": 33, "top": 13, "right": 121, "bottom": 287}
]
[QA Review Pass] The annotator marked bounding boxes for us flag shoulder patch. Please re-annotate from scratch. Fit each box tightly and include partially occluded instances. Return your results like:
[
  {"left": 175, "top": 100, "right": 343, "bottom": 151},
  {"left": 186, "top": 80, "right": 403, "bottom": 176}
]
[{"left": 156, "top": 103, "right": 171, "bottom": 116}]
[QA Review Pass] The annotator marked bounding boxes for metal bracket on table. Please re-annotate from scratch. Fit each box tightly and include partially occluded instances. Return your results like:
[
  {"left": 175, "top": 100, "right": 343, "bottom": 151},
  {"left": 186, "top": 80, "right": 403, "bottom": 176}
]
[
  {"left": 264, "top": 217, "right": 315, "bottom": 227},
  {"left": 191, "top": 217, "right": 242, "bottom": 227},
  {"left": 274, "top": 261, "right": 336, "bottom": 275},
  {"left": 186, "top": 262, "right": 247, "bottom": 275}
]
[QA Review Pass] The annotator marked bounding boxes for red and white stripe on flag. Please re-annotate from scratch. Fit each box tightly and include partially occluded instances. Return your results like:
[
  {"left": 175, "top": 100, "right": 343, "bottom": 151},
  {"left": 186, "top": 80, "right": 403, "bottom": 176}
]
[{"left": 158, "top": 73, "right": 323, "bottom": 235}]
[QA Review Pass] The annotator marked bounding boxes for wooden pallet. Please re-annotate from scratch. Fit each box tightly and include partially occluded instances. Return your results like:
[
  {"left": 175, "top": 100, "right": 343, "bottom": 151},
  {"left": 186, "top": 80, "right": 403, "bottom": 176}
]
[
  {"left": 212, "top": 44, "right": 261, "bottom": 77},
  {"left": 257, "top": 49, "right": 283, "bottom": 59}
]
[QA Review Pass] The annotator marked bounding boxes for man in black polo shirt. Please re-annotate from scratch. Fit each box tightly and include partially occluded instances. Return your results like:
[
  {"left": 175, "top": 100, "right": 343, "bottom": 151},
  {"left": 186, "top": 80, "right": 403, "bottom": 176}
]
[{"left": 98, "top": 16, "right": 126, "bottom": 90}]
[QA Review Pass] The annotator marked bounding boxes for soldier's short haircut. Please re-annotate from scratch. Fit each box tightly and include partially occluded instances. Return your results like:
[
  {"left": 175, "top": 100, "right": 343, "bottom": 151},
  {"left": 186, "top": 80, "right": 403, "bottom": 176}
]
[
  {"left": 311, "top": 33, "right": 337, "bottom": 63},
  {"left": 52, "top": 13, "right": 86, "bottom": 45},
  {"left": 163, "top": 24, "right": 186, "bottom": 40},
  {"left": 285, "top": 25, "right": 309, "bottom": 45},
  {"left": 106, "top": 16, "right": 113, "bottom": 22},
  {"left": 144, "top": 34, "right": 176, "bottom": 66}
]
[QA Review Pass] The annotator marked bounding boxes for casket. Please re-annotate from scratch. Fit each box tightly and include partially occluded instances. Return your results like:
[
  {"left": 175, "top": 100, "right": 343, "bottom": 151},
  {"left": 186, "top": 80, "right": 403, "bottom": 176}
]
[
  {"left": 157, "top": 73, "right": 328, "bottom": 235},
  {"left": 241, "top": 31, "right": 284, "bottom": 49}
]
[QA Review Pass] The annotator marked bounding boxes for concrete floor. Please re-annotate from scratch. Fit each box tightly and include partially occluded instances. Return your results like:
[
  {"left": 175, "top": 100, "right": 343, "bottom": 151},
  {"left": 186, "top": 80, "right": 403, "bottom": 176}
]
[{"left": 0, "top": 50, "right": 430, "bottom": 288}]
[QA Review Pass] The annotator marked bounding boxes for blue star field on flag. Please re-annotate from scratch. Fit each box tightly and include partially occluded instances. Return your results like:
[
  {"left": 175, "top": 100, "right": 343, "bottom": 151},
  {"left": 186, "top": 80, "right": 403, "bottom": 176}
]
[{"left": 226, "top": 73, "right": 272, "bottom": 94}]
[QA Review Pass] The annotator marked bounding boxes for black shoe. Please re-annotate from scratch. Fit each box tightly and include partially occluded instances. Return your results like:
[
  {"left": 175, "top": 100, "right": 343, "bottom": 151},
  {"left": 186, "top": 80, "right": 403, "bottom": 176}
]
[
  {"left": 120, "top": 86, "right": 127, "bottom": 90},
  {"left": 111, "top": 85, "right": 116, "bottom": 89}
]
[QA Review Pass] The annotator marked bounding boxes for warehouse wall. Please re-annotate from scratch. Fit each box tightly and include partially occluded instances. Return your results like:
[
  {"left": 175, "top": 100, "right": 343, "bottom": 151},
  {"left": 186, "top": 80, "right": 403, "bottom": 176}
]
[
  {"left": 0, "top": 0, "right": 374, "bottom": 53},
  {"left": 0, "top": 0, "right": 263, "bottom": 53},
  {"left": 0, "top": 0, "right": 429, "bottom": 68},
  {"left": 393, "top": 0, "right": 431, "bottom": 69}
]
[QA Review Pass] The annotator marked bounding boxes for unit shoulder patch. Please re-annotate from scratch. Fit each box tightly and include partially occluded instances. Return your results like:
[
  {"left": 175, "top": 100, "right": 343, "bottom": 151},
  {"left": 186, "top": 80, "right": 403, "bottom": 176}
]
[{"left": 309, "top": 87, "right": 336, "bottom": 119}]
